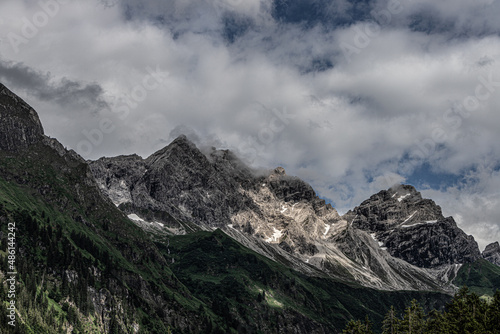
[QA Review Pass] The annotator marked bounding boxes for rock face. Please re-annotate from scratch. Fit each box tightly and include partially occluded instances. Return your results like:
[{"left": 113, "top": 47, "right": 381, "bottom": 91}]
[
  {"left": 91, "top": 137, "right": 473, "bottom": 292},
  {"left": 88, "top": 154, "right": 147, "bottom": 207},
  {"left": 483, "top": 242, "right": 500, "bottom": 266},
  {"left": 344, "top": 185, "right": 481, "bottom": 268},
  {"left": 0, "top": 83, "right": 44, "bottom": 151},
  {"left": 90, "top": 136, "right": 263, "bottom": 232}
]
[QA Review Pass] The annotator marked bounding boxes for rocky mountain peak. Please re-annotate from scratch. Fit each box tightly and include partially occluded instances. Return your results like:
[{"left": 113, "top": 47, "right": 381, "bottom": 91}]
[
  {"left": 348, "top": 184, "right": 444, "bottom": 232},
  {"left": 274, "top": 166, "right": 286, "bottom": 175},
  {"left": 206, "top": 147, "right": 255, "bottom": 183},
  {"left": 345, "top": 184, "right": 481, "bottom": 268},
  {"left": 145, "top": 135, "right": 202, "bottom": 165},
  {"left": 91, "top": 135, "right": 263, "bottom": 229},
  {"left": 0, "top": 83, "right": 44, "bottom": 151},
  {"left": 266, "top": 170, "right": 316, "bottom": 203},
  {"left": 483, "top": 241, "right": 500, "bottom": 266},
  {"left": 484, "top": 241, "right": 500, "bottom": 252},
  {"left": 387, "top": 184, "right": 422, "bottom": 201},
  {"left": 169, "top": 134, "right": 194, "bottom": 148}
]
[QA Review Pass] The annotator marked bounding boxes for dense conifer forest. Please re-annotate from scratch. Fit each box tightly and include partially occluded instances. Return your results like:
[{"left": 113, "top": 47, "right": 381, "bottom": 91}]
[{"left": 343, "top": 287, "right": 500, "bottom": 334}]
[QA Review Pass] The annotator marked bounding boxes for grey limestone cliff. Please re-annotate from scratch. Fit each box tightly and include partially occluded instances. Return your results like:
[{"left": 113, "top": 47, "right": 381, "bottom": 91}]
[
  {"left": 344, "top": 185, "right": 481, "bottom": 268},
  {"left": 483, "top": 241, "right": 500, "bottom": 266},
  {"left": 90, "top": 135, "right": 262, "bottom": 232},
  {"left": 0, "top": 83, "right": 44, "bottom": 151}
]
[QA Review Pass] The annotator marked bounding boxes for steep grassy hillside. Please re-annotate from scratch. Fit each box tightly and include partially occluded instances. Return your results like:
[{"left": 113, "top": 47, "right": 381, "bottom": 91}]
[
  {"left": 164, "top": 229, "right": 451, "bottom": 333},
  {"left": 453, "top": 259, "right": 500, "bottom": 297}
]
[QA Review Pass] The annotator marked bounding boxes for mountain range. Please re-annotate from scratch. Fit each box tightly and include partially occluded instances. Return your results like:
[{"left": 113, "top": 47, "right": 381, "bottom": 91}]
[
  {"left": 89, "top": 124, "right": 498, "bottom": 293},
  {"left": 1, "top": 82, "right": 499, "bottom": 333}
]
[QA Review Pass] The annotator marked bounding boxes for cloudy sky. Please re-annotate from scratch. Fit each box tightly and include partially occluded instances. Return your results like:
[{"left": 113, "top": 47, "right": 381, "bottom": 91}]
[{"left": 1, "top": 0, "right": 500, "bottom": 249}]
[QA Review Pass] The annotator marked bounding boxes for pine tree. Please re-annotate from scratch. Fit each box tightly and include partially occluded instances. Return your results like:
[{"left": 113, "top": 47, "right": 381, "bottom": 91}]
[
  {"left": 425, "top": 309, "right": 449, "bottom": 334},
  {"left": 382, "top": 305, "right": 399, "bottom": 334},
  {"left": 61, "top": 270, "right": 69, "bottom": 297},
  {"left": 486, "top": 289, "right": 500, "bottom": 332},
  {"left": 466, "top": 291, "right": 489, "bottom": 332},
  {"left": 40, "top": 294, "right": 49, "bottom": 311},
  {"left": 398, "top": 299, "right": 426, "bottom": 334},
  {"left": 363, "top": 315, "right": 374, "bottom": 333},
  {"left": 445, "top": 286, "right": 489, "bottom": 333},
  {"left": 342, "top": 319, "right": 374, "bottom": 334}
]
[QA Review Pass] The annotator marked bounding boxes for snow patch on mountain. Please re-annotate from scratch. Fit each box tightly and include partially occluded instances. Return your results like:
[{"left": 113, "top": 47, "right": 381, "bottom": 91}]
[
  {"left": 401, "top": 211, "right": 418, "bottom": 225},
  {"left": 95, "top": 179, "right": 131, "bottom": 207},
  {"left": 128, "top": 213, "right": 145, "bottom": 222},
  {"left": 397, "top": 193, "right": 411, "bottom": 202},
  {"left": 128, "top": 213, "right": 164, "bottom": 227},
  {"left": 401, "top": 220, "right": 439, "bottom": 228},
  {"left": 265, "top": 228, "right": 283, "bottom": 243},
  {"left": 370, "top": 233, "right": 384, "bottom": 247}
]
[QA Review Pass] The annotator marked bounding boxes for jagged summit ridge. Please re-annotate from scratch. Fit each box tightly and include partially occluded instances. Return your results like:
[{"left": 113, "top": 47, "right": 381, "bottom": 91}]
[
  {"left": 90, "top": 136, "right": 461, "bottom": 291},
  {"left": 0, "top": 83, "right": 44, "bottom": 151},
  {"left": 90, "top": 135, "right": 262, "bottom": 230},
  {"left": 145, "top": 134, "right": 200, "bottom": 165}
]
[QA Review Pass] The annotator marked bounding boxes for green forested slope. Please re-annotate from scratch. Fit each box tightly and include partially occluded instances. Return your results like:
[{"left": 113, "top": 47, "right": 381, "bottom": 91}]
[
  {"left": 164, "top": 229, "right": 451, "bottom": 333},
  {"left": 0, "top": 144, "right": 212, "bottom": 333},
  {"left": 453, "top": 259, "right": 500, "bottom": 297}
]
